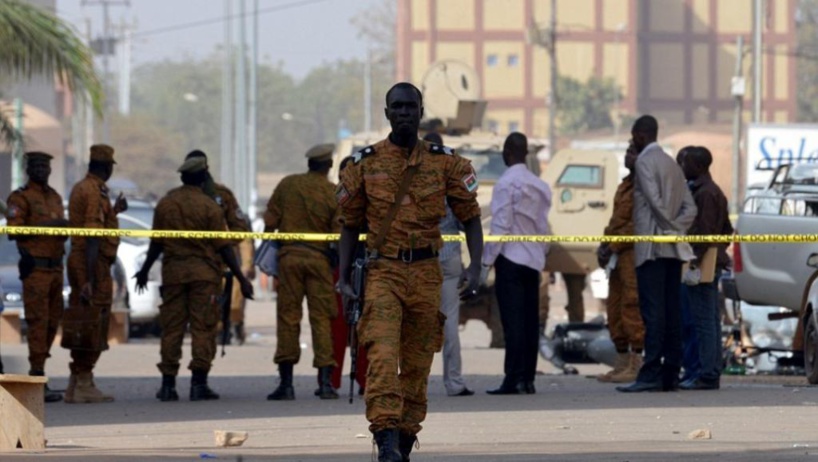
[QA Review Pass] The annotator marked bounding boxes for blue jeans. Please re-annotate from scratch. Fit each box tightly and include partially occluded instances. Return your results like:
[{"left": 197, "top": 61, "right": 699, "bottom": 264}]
[
  {"left": 686, "top": 279, "right": 722, "bottom": 382},
  {"left": 635, "top": 259, "right": 683, "bottom": 386},
  {"left": 680, "top": 284, "right": 701, "bottom": 381}
]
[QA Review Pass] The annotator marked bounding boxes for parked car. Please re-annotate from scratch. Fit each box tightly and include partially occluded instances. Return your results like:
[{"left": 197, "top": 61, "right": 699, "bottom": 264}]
[{"left": 116, "top": 214, "right": 161, "bottom": 336}]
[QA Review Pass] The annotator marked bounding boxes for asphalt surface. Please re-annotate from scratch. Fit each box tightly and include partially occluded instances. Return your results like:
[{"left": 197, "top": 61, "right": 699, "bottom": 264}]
[{"left": 2, "top": 286, "right": 817, "bottom": 461}]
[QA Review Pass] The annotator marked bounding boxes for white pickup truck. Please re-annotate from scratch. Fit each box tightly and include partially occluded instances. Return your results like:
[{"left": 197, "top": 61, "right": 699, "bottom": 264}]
[{"left": 726, "top": 163, "right": 818, "bottom": 382}]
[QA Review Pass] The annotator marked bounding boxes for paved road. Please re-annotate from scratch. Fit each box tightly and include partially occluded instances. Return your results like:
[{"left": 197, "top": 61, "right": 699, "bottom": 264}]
[{"left": 2, "top": 289, "right": 817, "bottom": 461}]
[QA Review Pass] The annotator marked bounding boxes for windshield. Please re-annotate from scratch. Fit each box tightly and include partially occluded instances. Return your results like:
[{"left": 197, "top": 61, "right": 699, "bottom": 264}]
[
  {"left": 459, "top": 149, "right": 506, "bottom": 181},
  {"left": 786, "top": 164, "right": 818, "bottom": 185}
]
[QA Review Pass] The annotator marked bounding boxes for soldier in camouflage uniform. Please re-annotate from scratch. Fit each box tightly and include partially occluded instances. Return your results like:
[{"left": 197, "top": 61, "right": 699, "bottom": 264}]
[
  {"left": 336, "top": 83, "right": 483, "bottom": 462},
  {"left": 63, "top": 144, "right": 127, "bottom": 404},
  {"left": 183, "top": 150, "right": 252, "bottom": 344},
  {"left": 6, "top": 152, "right": 68, "bottom": 402},
  {"left": 135, "top": 156, "right": 253, "bottom": 402},
  {"left": 264, "top": 143, "right": 340, "bottom": 401},
  {"left": 597, "top": 144, "right": 644, "bottom": 383}
]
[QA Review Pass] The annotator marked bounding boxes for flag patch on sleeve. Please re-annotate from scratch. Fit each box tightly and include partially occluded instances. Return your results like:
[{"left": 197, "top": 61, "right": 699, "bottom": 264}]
[
  {"left": 462, "top": 173, "right": 478, "bottom": 192},
  {"left": 336, "top": 185, "right": 351, "bottom": 204}
]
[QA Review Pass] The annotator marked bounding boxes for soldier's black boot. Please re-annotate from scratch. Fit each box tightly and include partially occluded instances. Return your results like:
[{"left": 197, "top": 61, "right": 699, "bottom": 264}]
[
  {"left": 190, "top": 369, "right": 220, "bottom": 401},
  {"left": 373, "top": 429, "right": 402, "bottom": 462},
  {"left": 317, "top": 366, "right": 339, "bottom": 400},
  {"left": 267, "top": 362, "right": 295, "bottom": 401},
  {"left": 156, "top": 374, "right": 179, "bottom": 402},
  {"left": 30, "top": 370, "right": 62, "bottom": 403},
  {"left": 398, "top": 432, "right": 417, "bottom": 462}
]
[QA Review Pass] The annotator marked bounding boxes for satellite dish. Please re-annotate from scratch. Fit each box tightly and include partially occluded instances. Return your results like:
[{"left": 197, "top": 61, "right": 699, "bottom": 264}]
[{"left": 421, "top": 60, "right": 481, "bottom": 122}]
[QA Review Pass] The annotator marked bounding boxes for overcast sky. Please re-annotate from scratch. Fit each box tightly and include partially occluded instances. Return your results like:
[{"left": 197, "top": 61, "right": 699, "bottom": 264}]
[{"left": 56, "top": 0, "right": 379, "bottom": 78}]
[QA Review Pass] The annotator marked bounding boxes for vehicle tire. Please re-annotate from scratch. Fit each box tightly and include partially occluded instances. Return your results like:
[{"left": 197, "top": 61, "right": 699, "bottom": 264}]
[{"left": 804, "top": 312, "right": 818, "bottom": 384}]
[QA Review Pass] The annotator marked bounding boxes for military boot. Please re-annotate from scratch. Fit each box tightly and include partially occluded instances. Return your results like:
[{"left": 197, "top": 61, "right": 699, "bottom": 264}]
[
  {"left": 190, "top": 369, "right": 220, "bottom": 401},
  {"left": 372, "top": 429, "right": 402, "bottom": 462},
  {"left": 597, "top": 353, "right": 629, "bottom": 383},
  {"left": 317, "top": 366, "right": 339, "bottom": 400},
  {"left": 267, "top": 362, "right": 295, "bottom": 401},
  {"left": 609, "top": 352, "right": 642, "bottom": 383},
  {"left": 156, "top": 374, "right": 179, "bottom": 402},
  {"left": 64, "top": 373, "right": 77, "bottom": 403},
  {"left": 234, "top": 322, "right": 246, "bottom": 346},
  {"left": 67, "top": 372, "right": 114, "bottom": 403},
  {"left": 398, "top": 432, "right": 418, "bottom": 462},
  {"left": 30, "top": 370, "right": 62, "bottom": 403}
]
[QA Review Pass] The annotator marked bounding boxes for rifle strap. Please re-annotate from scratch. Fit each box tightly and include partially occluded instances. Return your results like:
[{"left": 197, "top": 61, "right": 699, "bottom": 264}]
[{"left": 369, "top": 156, "right": 420, "bottom": 257}]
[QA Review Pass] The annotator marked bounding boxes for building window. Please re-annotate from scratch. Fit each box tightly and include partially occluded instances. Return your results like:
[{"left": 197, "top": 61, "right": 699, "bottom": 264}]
[
  {"left": 507, "top": 54, "right": 519, "bottom": 67},
  {"left": 487, "top": 54, "right": 499, "bottom": 67},
  {"left": 487, "top": 119, "right": 499, "bottom": 133},
  {"left": 509, "top": 121, "right": 519, "bottom": 133}
]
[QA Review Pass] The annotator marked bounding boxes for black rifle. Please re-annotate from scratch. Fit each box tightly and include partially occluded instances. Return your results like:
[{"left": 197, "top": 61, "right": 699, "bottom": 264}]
[
  {"left": 220, "top": 271, "right": 233, "bottom": 357},
  {"left": 345, "top": 257, "right": 367, "bottom": 404}
]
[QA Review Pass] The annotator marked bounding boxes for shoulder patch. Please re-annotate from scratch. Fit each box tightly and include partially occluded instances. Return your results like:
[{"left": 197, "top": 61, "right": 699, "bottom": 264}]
[
  {"left": 428, "top": 143, "right": 454, "bottom": 155},
  {"left": 352, "top": 145, "right": 376, "bottom": 164},
  {"left": 6, "top": 204, "right": 19, "bottom": 218},
  {"left": 215, "top": 195, "right": 223, "bottom": 206}
]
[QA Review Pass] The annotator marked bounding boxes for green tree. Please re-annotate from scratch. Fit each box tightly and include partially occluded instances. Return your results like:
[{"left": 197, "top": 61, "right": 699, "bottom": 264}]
[
  {"left": 0, "top": 0, "right": 101, "bottom": 145},
  {"left": 556, "top": 75, "right": 621, "bottom": 134},
  {"left": 797, "top": 0, "right": 818, "bottom": 122}
]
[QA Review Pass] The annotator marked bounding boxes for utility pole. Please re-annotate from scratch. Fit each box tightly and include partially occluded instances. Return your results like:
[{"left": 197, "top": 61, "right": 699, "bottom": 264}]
[
  {"left": 752, "top": 0, "right": 763, "bottom": 123},
  {"left": 118, "top": 18, "right": 132, "bottom": 116},
  {"left": 248, "top": 0, "right": 259, "bottom": 218},
  {"left": 364, "top": 48, "right": 372, "bottom": 133},
  {"left": 221, "top": 0, "right": 234, "bottom": 191},
  {"left": 235, "top": 0, "right": 249, "bottom": 209},
  {"left": 731, "top": 36, "right": 746, "bottom": 215},
  {"left": 82, "top": 0, "right": 129, "bottom": 142},
  {"left": 548, "top": 0, "right": 557, "bottom": 158}
]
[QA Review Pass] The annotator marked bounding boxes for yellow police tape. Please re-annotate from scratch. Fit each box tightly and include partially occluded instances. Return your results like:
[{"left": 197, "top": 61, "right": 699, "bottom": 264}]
[{"left": 1, "top": 226, "right": 817, "bottom": 244}]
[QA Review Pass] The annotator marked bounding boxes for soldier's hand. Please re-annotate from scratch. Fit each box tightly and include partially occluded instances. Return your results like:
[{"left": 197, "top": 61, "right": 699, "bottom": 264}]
[
  {"left": 80, "top": 282, "right": 93, "bottom": 302},
  {"left": 459, "top": 264, "right": 481, "bottom": 301},
  {"left": 114, "top": 192, "right": 128, "bottom": 214},
  {"left": 134, "top": 270, "right": 149, "bottom": 294},
  {"left": 239, "top": 277, "right": 254, "bottom": 300},
  {"left": 336, "top": 280, "right": 357, "bottom": 306},
  {"left": 246, "top": 266, "right": 256, "bottom": 281}
]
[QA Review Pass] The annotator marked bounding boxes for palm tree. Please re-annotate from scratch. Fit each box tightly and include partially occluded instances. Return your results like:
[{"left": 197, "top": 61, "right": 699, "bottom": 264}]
[{"left": 0, "top": 0, "right": 102, "bottom": 146}]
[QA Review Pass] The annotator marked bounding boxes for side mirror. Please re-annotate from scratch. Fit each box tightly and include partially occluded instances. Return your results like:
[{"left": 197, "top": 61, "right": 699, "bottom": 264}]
[{"left": 807, "top": 253, "right": 818, "bottom": 269}]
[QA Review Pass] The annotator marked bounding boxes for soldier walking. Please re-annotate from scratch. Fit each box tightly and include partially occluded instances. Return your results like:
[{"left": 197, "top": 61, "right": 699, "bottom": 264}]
[
  {"left": 596, "top": 143, "right": 645, "bottom": 383},
  {"left": 336, "top": 83, "right": 483, "bottom": 461},
  {"left": 264, "top": 143, "right": 340, "bottom": 401},
  {"left": 135, "top": 156, "right": 253, "bottom": 401},
  {"left": 6, "top": 152, "right": 68, "bottom": 402},
  {"left": 63, "top": 144, "right": 126, "bottom": 404}
]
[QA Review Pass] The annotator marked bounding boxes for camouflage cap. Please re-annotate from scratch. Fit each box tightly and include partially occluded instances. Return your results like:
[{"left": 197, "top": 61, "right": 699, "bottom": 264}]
[
  {"left": 90, "top": 144, "right": 116, "bottom": 164},
  {"left": 24, "top": 151, "right": 53, "bottom": 164},
  {"left": 178, "top": 156, "right": 208, "bottom": 173},
  {"left": 305, "top": 143, "right": 335, "bottom": 162}
]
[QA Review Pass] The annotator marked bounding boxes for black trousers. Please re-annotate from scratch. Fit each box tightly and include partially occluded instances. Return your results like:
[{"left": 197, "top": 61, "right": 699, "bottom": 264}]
[
  {"left": 635, "top": 258, "right": 683, "bottom": 385},
  {"left": 495, "top": 254, "right": 540, "bottom": 385}
]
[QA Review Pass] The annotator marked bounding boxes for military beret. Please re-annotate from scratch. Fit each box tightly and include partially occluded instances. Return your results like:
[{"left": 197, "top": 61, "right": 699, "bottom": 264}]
[
  {"left": 178, "top": 156, "right": 208, "bottom": 173},
  {"left": 305, "top": 143, "right": 335, "bottom": 162},
  {"left": 24, "top": 151, "right": 53, "bottom": 164},
  {"left": 90, "top": 144, "right": 116, "bottom": 164}
]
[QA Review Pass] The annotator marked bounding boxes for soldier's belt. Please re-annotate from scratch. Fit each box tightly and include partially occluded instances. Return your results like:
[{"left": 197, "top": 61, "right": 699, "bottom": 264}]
[{"left": 1, "top": 226, "right": 816, "bottom": 243}]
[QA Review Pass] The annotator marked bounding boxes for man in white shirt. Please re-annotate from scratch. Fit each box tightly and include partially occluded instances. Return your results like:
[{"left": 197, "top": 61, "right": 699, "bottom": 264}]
[{"left": 483, "top": 132, "right": 552, "bottom": 395}]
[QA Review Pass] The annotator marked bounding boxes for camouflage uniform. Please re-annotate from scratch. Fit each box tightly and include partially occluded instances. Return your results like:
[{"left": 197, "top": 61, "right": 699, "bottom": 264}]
[
  {"left": 152, "top": 185, "right": 232, "bottom": 375},
  {"left": 65, "top": 173, "right": 120, "bottom": 374},
  {"left": 265, "top": 171, "right": 339, "bottom": 368},
  {"left": 6, "top": 181, "right": 66, "bottom": 372},
  {"left": 604, "top": 175, "right": 644, "bottom": 352},
  {"left": 337, "top": 138, "right": 480, "bottom": 434}
]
